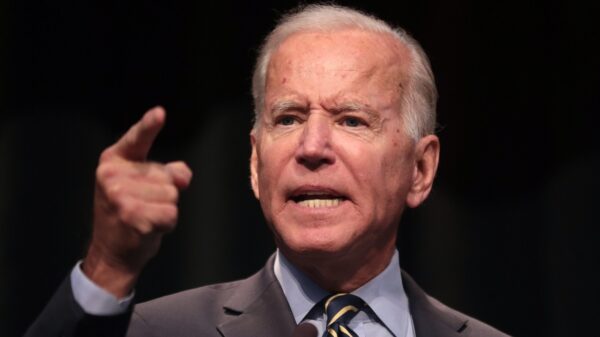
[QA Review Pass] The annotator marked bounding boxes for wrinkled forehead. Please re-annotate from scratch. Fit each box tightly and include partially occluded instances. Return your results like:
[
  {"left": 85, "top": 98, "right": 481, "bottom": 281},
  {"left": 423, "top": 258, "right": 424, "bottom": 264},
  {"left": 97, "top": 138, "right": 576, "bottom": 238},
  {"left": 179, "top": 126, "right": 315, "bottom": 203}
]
[
  {"left": 268, "top": 29, "right": 412, "bottom": 82},
  {"left": 264, "top": 29, "right": 413, "bottom": 107}
]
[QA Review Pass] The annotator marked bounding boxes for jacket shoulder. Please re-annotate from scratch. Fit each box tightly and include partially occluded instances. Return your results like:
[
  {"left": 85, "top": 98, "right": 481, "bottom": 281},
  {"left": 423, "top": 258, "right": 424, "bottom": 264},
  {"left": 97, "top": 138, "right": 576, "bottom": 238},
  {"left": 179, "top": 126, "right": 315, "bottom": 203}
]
[
  {"left": 426, "top": 295, "right": 510, "bottom": 337},
  {"left": 402, "top": 271, "right": 510, "bottom": 337},
  {"left": 127, "top": 280, "right": 243, "bottom": 337},
  {"left": 127, "top": 256, "right": 281, "bottom": 337}
]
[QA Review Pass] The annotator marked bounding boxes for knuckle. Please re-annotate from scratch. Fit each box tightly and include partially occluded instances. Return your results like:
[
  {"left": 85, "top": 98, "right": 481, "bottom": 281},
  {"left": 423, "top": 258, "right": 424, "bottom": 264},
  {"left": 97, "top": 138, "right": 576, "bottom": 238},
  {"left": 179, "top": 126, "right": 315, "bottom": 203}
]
[
  {"left": 117, "top": 207, "right": 132, "bottom": 224},
  {"left": 170, "top": 206, "right": 179, "bottom": 222},
  {"left": 96, "top": 164, "right": 111, "bottom": 181},
  {"left": 166, "top": 185, "right": 179, "bottom": 202},
  {"left": 96, "top": 162, "right": 121, "bottom": 181},
  {"left": 105, "top": 182, "right": 124, "bottom": 200},
  {"left": 117, "top": 200, "right": 139, "bottom": 224},
  {"left": 99, "top": 148, "right": 116, "bottom": 162},
  {"left": 164, "top": 205, "right": 178, "bottom": 225},
  {"left": 135, "top": 222, "right": 153, "bottom": 235}
]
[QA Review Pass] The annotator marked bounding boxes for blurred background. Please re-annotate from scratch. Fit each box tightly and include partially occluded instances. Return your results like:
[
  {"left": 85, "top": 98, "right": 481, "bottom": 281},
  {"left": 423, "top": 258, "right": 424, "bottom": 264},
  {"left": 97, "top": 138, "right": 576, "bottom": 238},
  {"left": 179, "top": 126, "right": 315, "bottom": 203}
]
[{"left": 1, "top": 0, "right": 599, "bottom": 335}]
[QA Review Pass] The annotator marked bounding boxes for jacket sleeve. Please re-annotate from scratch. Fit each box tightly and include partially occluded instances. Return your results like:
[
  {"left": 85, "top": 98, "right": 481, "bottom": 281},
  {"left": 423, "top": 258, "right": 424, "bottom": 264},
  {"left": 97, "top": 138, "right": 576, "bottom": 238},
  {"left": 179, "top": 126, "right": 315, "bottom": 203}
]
[{"left": 24, "top": 275, "right": 133, "bottom": 337}]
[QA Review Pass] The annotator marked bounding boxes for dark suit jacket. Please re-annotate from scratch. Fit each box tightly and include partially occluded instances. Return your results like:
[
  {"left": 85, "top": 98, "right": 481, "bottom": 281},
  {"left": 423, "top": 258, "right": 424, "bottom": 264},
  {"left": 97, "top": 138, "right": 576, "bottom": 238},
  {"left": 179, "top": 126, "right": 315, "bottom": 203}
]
[{"left": 25, "top": 255, "right": 508, "bottom": 337}]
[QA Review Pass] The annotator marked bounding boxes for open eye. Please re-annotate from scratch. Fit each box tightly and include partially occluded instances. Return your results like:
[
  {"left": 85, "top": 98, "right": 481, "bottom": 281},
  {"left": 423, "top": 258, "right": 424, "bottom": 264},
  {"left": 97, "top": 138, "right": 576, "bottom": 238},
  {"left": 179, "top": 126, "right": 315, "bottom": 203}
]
[
  {"left": 341, "top": 116, "right": 365, "bottom": 127},
  {"left": 277, "top": 116, "right": 297, "bottom": 126}
]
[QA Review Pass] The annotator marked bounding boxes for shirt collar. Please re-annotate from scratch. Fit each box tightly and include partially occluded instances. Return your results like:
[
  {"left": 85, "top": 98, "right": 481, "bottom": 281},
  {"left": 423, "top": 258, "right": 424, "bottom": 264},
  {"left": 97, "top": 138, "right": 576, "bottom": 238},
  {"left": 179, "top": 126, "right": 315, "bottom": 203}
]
[
  {"left": 273, "top": 250, "right": 328, "bottom": 323},
  {"left": 273, "top": 249, "right": 411, "bottom": 337}
]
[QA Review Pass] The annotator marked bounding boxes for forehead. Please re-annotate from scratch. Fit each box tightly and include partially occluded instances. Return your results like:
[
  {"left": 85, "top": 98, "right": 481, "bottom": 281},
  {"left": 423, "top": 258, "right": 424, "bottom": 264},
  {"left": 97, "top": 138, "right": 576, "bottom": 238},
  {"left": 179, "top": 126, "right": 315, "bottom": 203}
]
[
  {"left": 277, "top": 28, "right": 407, "bottom": 58},
  {"left": 265, "top": 29, "right": 411, "bottom": 103}
]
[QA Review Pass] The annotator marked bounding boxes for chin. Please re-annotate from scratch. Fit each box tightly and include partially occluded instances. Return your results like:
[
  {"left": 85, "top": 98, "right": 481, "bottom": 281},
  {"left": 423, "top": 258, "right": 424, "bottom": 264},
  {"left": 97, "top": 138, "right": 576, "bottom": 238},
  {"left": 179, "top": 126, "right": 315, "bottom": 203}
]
[{"left": 276, "top": 227, "right": 355, "bottom": 259}]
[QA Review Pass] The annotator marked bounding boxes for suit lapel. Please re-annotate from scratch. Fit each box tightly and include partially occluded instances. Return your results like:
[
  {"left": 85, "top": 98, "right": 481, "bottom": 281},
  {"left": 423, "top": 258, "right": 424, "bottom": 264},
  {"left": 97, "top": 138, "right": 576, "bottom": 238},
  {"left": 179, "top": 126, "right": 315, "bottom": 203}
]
[
  {"left": 402, "top": 271, "right": 467, "bottom": 337},
  {"left": 217, "top": 255, "right": 296, "bottom": 337},
  {"left": 215, "top": 255, "right": 470, "bottom": 337}
]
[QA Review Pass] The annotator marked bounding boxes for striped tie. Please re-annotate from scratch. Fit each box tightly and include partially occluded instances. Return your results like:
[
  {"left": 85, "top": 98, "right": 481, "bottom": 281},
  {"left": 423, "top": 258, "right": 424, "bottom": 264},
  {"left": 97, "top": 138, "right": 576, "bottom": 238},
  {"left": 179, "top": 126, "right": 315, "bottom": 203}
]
[{"left": 322, "top": 293, "right": 366, "bottom": 337}]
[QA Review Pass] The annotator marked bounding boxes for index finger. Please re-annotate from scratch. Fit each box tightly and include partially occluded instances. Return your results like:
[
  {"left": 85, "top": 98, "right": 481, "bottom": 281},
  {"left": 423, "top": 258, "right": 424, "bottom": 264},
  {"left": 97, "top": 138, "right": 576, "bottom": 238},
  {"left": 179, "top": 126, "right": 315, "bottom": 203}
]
[{"left": 111, "top": 106, "right": 166, "bottom": 161}]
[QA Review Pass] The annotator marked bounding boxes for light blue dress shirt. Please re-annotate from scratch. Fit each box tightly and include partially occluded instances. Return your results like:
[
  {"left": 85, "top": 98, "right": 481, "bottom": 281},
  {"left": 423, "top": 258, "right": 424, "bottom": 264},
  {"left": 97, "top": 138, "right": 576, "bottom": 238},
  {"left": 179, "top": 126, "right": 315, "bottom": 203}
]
[
  {"left": 70, "top": 261, "right": 133, "bottom": 315},
  {"left": 274, "top": 250, "right": 415, "bottom": 337}
]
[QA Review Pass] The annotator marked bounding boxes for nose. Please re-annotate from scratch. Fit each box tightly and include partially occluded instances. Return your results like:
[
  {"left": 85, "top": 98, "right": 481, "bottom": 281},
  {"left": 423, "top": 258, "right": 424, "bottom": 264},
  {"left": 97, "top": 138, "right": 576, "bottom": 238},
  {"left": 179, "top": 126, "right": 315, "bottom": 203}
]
[{"left": 295, "top": 114, "right": 335, "bottom": 170}]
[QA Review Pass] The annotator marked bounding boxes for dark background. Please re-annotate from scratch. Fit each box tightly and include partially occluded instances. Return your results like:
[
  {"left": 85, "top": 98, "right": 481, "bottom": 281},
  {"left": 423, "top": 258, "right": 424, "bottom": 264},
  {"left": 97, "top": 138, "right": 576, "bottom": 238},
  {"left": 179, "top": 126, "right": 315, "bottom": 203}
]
[{"left": 1, "top": 0, "right": 599, "bottom": 335}]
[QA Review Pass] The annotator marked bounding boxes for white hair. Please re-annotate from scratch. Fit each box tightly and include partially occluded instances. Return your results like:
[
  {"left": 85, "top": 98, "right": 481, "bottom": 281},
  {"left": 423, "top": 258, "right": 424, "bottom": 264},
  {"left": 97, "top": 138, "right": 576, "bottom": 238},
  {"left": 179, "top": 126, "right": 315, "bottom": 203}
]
[{"left": 251, "top": 4, "right": 438, "bottom": 140}]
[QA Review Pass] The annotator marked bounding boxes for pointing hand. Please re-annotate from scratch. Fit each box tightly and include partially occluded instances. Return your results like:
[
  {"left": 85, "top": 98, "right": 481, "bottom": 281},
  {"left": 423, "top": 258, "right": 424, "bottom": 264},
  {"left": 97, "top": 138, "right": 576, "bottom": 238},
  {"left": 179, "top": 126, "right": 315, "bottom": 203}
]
[{"left": 83, "top": 107, "right": 192, "bottom": 297}]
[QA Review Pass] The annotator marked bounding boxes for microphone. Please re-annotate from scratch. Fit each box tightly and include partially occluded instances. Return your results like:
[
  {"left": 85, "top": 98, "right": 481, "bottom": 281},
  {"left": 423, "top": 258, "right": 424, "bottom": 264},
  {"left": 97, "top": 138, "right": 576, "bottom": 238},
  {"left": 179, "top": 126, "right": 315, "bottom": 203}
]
[{"left": 291, "top": 322, "right": 319, "bottom": 337}]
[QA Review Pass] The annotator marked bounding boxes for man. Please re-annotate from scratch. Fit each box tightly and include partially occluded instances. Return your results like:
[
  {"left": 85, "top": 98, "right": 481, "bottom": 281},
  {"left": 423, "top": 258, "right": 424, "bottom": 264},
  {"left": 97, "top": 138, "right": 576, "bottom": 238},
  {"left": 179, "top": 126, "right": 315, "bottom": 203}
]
[{"left": 26, "top": 4, "right": 508, "bottom": 337}]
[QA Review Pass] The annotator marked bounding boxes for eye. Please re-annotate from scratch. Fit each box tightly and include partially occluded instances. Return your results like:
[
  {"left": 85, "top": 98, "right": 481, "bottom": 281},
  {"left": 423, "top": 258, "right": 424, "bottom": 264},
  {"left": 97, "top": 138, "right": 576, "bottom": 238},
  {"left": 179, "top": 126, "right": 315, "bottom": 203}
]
[
  {"left": 341, "top": 116, "right": 365, "bottom": 127},
  {"left": 277, "top": 116, "right": 297, "bottom": 126}
]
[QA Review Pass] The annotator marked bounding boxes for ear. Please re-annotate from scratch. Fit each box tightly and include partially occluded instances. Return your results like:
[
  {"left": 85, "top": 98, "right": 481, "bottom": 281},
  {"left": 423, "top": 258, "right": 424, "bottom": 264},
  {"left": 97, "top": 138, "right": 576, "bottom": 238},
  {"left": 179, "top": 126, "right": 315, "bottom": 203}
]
[
  {"left": 406, "top": 135, "right": 440, "bottom": 208},
  {"left": 249, "top": 131, "right": 260, "bottom": 199}
]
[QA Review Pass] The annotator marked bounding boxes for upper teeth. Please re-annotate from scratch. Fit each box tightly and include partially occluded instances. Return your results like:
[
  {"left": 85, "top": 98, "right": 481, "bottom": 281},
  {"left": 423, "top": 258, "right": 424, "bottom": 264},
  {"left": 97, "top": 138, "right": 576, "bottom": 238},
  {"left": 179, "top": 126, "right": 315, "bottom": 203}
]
[{"left": 297, "top": 198, "right": 342, "bottom": 208}]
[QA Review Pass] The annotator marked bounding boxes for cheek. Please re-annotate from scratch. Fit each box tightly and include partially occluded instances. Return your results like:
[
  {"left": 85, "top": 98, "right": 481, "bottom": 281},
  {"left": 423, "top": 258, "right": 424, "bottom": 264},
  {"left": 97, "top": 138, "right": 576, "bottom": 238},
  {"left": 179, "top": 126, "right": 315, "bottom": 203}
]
[
  {"left": 257, "top": 156, "right": 277, "bottom": 199},
  {"left": 348, "top": 142, "right": 408, "bottom": 186},
  {"left": 256, "top": 151, "right": 282, "bottom": 226},
  {"left": 382, "top": 148, "right": 415, "bottom": 201},
  {"left": 257, "top": 141, "right": 292, "bottom": 199},
  {"left": 367, "top": 145, "right": 415, "bottom": 213}
]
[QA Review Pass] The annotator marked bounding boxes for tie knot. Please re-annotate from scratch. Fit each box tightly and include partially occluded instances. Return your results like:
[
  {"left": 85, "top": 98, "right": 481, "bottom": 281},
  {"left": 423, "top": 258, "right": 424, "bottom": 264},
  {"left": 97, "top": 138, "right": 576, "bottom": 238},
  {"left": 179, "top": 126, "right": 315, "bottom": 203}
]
[{"left": 323, "top": 293, "right": 366, "bottom": 327}]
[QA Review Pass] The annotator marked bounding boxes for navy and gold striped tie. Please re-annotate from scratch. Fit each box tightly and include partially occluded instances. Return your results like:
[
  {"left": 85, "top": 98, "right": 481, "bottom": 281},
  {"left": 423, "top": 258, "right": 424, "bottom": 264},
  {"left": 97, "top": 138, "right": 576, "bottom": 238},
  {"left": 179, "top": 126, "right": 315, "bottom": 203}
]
[{"left": 322, "top": 293, "right": 366, "bottom": 337}]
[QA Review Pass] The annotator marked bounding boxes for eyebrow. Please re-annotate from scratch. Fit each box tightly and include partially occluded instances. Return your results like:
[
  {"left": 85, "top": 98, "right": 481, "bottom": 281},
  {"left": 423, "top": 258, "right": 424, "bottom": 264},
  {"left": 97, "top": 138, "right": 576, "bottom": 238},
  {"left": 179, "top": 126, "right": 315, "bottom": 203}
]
[
  {"left": 328, "top": 101, "right": 379, "bottom": 120},
  {"left": 270, "top": 99, "right": 380, "bottom": 120},
  {"left": 270, "top": 100, "right": 309, "bottom": 116}
]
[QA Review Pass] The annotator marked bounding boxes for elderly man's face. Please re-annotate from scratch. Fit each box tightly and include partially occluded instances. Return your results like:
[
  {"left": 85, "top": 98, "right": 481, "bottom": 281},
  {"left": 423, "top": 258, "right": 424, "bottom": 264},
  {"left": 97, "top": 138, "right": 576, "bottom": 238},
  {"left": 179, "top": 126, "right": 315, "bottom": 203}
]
[{"left": 251, "top": 30, "right": 436, "bottom": 263}]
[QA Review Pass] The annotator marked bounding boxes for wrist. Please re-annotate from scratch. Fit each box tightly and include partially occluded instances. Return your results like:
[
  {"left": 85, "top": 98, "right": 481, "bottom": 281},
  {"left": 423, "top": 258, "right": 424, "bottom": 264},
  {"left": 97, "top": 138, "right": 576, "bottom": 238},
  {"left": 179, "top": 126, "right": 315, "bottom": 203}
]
[{"left": 83, "top": 245, "right": 140, "bottom": 298}]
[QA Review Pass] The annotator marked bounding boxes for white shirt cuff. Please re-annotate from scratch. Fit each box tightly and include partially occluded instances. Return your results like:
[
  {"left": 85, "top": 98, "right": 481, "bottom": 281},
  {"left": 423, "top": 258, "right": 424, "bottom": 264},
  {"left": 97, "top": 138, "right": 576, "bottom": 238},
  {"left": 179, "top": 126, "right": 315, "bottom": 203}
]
[{"left": 70, "top": 260, "right": 134, "bottom": 315}]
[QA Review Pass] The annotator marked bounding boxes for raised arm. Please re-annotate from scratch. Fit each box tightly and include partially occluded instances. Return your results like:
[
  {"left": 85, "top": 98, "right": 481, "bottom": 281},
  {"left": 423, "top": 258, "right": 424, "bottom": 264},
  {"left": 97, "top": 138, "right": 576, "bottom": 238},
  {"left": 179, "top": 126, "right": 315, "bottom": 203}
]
[
  {"left": 25, "top": 107, "right": 192, "bottom": 337},
  {"left": 83, "top": 106, "right": 192, "bottom": 297}
]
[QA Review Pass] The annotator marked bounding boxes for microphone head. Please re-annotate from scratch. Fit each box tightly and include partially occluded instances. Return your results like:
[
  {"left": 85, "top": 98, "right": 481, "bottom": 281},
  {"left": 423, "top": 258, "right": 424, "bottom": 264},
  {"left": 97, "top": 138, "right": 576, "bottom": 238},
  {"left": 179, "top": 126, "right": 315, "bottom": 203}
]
[{"left": 291, "top": 322, "right": 318, "bottom": 337}]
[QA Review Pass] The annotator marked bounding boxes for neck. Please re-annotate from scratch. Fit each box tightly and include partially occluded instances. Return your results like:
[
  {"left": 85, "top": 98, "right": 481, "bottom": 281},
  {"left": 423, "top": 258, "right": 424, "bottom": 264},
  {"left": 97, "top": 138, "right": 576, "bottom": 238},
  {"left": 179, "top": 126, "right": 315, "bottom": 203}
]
[{"left": 281, "top": 240, "right": 396, "bottom": 293}]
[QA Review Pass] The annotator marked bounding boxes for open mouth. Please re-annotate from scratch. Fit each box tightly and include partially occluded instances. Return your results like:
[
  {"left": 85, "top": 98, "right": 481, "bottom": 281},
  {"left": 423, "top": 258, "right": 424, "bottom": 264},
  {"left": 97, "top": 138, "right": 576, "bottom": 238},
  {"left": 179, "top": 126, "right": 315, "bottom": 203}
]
[{"left": 289, "top": 190, "right": 347, "bottom": 208}]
